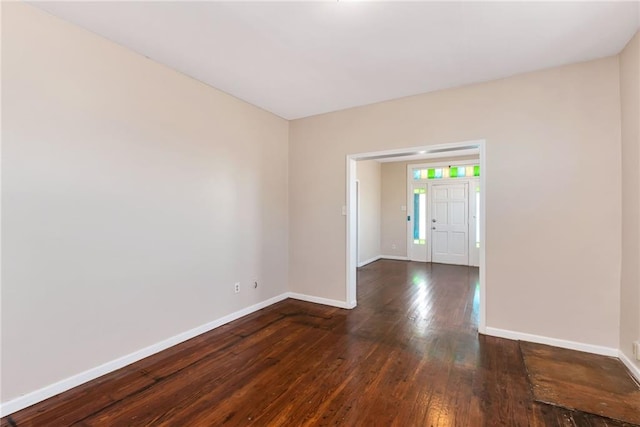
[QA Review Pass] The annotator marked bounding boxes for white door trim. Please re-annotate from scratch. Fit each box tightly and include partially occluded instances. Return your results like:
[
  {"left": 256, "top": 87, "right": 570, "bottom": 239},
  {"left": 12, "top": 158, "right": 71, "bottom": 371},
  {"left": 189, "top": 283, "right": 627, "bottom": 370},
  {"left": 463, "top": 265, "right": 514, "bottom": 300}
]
[
  {"left": 468, "top": 178, "right": 480, "bottom": 267},
  {"left": 346, "top": 139, "right": 487, "bottom": 334},
  {"left": 408, "top": 159, "right": 480, "bottom": 170},
  {"left": 355, "top": 179, "right": 360, "bottom": 266}
]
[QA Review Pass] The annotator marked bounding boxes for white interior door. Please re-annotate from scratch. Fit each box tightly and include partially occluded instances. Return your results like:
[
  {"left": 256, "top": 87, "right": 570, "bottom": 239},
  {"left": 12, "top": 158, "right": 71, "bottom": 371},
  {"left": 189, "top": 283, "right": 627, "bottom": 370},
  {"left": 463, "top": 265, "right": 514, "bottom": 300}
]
[{"left": 431, "top": 183, "right": 469, "bottom": 265}]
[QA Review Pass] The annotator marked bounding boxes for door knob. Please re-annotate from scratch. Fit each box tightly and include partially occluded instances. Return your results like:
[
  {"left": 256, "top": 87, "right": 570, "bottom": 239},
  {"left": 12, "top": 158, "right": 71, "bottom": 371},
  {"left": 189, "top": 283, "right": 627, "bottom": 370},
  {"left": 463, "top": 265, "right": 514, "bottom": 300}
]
[
  {"left": 432, "top": 219, "right": 437, "bottom": 222},
  {"left": 432, "top": 227, "right": 436, "bottom": 230}
]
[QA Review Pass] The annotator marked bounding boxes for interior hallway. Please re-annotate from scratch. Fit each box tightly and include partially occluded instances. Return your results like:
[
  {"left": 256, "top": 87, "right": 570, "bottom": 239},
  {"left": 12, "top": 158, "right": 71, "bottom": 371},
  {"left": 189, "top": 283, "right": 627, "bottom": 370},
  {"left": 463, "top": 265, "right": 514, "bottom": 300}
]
[{"left": 1, "top": 260, "right": 633, "bottom": 426}]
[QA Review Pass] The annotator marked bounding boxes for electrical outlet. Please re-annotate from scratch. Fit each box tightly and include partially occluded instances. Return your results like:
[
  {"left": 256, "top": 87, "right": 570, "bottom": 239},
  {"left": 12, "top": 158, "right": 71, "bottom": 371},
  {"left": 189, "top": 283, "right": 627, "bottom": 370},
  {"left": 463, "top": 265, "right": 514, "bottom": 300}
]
[
  {"left": 634, "top": 341, "right": 640, "bottom": 361},
  {"left": 234, "top": 282, "right": 240, "bottom": 293},
  {"left": 391, "top": 244, "right": 397, "bottom": 250}
]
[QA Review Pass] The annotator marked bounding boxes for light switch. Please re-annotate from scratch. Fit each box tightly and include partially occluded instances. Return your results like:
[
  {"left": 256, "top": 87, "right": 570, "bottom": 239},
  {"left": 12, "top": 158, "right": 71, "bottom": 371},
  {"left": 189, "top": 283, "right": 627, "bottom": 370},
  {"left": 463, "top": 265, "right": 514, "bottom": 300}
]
[
  {"left": 401, "top": 205, "right": 406, "bottom": 211},
  {"left": 341, "top": 205, "right": 347, "bottom": 216}
]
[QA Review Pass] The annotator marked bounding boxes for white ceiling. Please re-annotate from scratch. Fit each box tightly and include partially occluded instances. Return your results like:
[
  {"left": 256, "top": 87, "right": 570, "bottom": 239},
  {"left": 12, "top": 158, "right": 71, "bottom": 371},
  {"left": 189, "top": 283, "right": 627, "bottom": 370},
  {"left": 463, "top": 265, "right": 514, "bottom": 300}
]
[{"left": 31, "top": 1, "right": 639, "bottom": 120}]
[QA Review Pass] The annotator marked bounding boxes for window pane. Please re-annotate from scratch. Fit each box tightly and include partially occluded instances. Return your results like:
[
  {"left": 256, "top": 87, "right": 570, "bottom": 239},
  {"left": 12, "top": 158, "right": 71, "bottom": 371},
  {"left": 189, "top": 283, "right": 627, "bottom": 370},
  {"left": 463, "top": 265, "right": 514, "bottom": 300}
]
[
  {"left": 416, "top": 164, "right": 478, "bottom": 180},
  {"left": 413, "top": 193, "right": 420, "bottom": 240},
  {"left": 413, "top": 190, "right": 427, "bottom": 244},
  {"left": 475, "top": 189, "right": 480, "bottom": 248}
]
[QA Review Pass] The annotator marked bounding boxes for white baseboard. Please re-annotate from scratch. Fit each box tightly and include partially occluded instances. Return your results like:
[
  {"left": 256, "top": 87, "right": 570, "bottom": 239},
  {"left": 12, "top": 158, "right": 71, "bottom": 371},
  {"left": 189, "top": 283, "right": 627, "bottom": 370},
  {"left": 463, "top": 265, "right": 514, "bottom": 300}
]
[
  {"left": 619, "top": 349, "right": 640, "bottom": 383},
  {"left": 357, "top": 255, "right": 381, "bottom": 267},
  {"left": 380, "top": 255, "right": 409, "bottom": 261},
  {"left": 0, "top": 293, "right": 289, "bottom": 417},
  {"left": 357, "top": 255, "right": 409, "bottom": 267},
  {"left": 358, "top": 255, "right": 409, "bottom": 268},
  {"left": 7, "top": 300, "right": 629, "bottom": 418},
  {"left": 483, "top": 327, "right": 618, "bottom": 357},
  {"left": 286, "top": 292, "right": 356, "bottom": 309}
]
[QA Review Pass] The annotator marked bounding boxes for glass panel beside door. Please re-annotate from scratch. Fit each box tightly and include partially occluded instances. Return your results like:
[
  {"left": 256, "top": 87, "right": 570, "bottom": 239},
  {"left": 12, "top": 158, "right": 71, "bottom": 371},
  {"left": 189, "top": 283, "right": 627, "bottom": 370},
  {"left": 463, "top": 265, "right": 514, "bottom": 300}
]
[
  {"left": 408, "top": 183, "right": 428, "bottom": 262},
  {"left": 413, "top": 188, "right": 426, "bottom": 245}
]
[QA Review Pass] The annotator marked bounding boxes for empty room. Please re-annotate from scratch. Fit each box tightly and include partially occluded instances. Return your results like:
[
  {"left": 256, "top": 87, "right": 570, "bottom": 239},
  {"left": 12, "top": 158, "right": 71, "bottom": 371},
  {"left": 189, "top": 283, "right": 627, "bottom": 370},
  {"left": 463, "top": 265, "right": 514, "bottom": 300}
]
[{"left": 2, "top": 1, "right": 640, "bottom": 425}]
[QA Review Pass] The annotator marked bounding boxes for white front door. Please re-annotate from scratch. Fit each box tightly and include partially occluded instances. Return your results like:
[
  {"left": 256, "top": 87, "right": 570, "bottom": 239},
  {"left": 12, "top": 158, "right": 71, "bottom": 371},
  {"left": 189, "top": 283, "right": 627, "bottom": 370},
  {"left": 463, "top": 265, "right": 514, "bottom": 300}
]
[{"left": 431, "top": 183, "right": 469, "bottom": 265}]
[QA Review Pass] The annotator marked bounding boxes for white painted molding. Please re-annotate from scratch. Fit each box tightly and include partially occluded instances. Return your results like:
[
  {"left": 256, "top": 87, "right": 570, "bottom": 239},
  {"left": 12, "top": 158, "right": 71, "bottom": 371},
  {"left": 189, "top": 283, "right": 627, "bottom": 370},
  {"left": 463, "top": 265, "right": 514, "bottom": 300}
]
[
  {"left": 287, "top": 292, "right": 355, "bottom": 309},
  {"left": 3, "top": 294, "right": 631, "bottom": 418},
  {"left": 483, "top": 327, "right": 618, "bottom": 357},
  {"left": 0, "top": 291, "right": 357, "bottom": 417},
  {"left": 357, "top": 255, "right": 410, "bottom": 266},
  {"left": 357, "top": 255, "right": 381, "bottom": 267},
  {"left": 0, "top": 293, "right": 290, "bottom": 417},
  {"left": 379, "top": 255, "right": 409, "bottom": 261},
  {"left": 619, "top": 350, "right": 640, "bottom": 383}
]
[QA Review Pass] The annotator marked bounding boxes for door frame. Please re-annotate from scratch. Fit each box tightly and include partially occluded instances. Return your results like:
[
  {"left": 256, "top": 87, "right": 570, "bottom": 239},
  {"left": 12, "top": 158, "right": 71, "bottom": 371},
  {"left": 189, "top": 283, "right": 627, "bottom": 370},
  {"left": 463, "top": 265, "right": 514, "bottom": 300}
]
[
  {"left": 406, "top": 159, "right": 479, "bottom": 264},
  {"left": 355, "top": 179, "right": 360, "bottom": 266},
  {"left": 346, "top": 139, "right": 487, "bottom": 334}
]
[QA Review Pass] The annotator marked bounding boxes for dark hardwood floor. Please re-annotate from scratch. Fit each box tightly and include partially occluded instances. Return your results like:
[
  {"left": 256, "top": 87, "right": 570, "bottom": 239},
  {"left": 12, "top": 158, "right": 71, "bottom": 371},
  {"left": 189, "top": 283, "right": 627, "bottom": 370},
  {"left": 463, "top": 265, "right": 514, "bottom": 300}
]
[
  {"left": 2, "top": 260, "right": 636, "bottom": 426},
  {"left": 521, "top": 341, "right": 640, "bottom": 425}
]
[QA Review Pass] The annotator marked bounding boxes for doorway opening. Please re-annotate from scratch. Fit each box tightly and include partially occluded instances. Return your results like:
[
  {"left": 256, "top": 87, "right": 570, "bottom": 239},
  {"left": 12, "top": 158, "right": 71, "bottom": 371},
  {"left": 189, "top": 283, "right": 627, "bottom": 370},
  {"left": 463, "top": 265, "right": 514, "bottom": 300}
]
[
  {"left": 346, "top": 140, "right": 486, "bottom": 333},
  {"left": 407, "top": 160, "right": 480, "bottom": 267}
]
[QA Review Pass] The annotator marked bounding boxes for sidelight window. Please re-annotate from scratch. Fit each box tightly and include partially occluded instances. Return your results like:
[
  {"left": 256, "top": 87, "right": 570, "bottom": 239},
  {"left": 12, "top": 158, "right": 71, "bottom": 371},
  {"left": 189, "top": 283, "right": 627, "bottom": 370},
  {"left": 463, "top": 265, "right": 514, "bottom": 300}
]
[{"left": 413, "top": 188, "right": 426, "bottom": 244}]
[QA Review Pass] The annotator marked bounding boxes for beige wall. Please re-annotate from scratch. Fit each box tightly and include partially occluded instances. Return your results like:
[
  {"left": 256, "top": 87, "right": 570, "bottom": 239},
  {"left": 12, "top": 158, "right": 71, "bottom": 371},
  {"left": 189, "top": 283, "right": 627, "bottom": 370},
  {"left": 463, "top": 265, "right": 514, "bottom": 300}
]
[
  {"left": 290, "top": 57, "right": 622, "bottom": 349},
  {"left": 619, "top": 31, "right": 640, "bottom": 371},
  {"left": 380, "top": 156, "right": 479, "bottom": 258},
  {"left": 381, "top": 162, "right": 408, "bottom": 258},
  {"left": 2, "top": 3, "right": 289, "bottom": 401},
  {"left": 356, "top": 160, "right": 381, "bottom": 265},
  {"left": 2, "top": 0, "right": 635, "bottom": 409}
]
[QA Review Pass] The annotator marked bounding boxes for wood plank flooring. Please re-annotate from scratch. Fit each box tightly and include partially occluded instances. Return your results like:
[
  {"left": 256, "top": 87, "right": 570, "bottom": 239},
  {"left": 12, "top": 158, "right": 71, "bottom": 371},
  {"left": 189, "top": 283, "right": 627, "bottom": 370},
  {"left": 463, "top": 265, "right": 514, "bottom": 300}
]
[
  {"left": 521, "top": 341, "right": 640, "bottom": 424},
  {"left": 3, "top": 260, "right": 637, "bottom": 426}
]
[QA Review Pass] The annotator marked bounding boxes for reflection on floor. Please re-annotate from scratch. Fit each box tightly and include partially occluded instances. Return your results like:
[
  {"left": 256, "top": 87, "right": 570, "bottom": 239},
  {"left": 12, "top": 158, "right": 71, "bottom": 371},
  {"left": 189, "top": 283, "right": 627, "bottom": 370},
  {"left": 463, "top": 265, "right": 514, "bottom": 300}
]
[{"left": 2, "top": 260, "right": 636, "bottom": 426}]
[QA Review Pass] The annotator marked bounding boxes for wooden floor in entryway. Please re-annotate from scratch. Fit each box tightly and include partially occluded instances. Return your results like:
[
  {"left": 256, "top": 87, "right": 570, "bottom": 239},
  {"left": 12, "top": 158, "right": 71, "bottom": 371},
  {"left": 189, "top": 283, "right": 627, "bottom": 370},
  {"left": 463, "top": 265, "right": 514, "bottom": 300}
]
[{"left": 3, "top": 260, "right": 636, "bottom": 426}]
